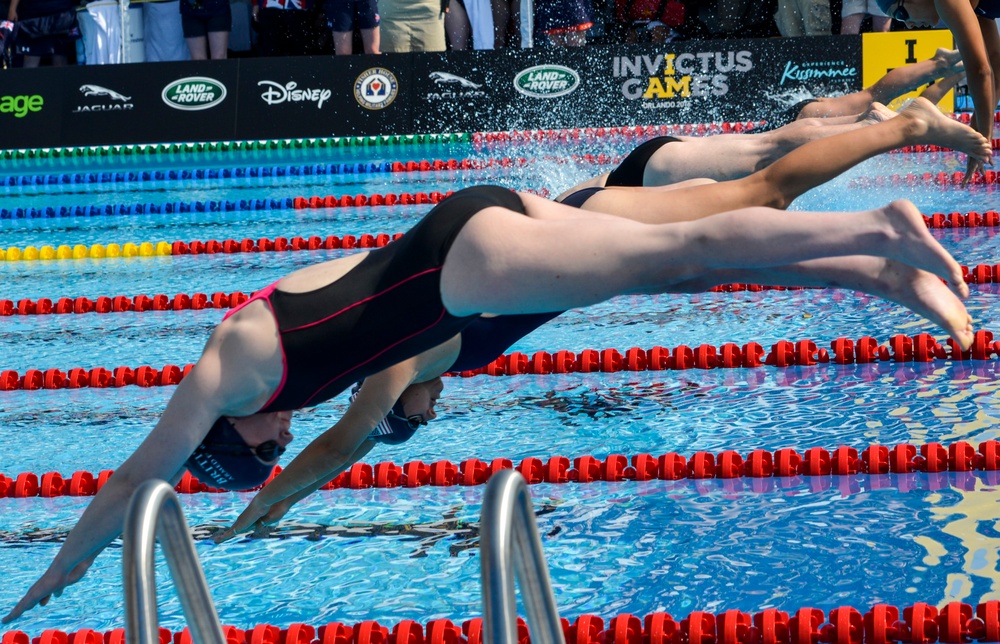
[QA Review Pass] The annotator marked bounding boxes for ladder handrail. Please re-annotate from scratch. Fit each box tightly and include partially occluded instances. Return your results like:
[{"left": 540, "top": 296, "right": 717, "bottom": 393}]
[
  {"left": 480, "top": 470, "right": 565, "bottom": 644},
  {"left": 122, "top": 479, "right": 226, "bottom": 644}
]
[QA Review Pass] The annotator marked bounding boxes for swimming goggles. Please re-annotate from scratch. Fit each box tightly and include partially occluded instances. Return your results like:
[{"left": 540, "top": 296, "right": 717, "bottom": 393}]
[
  {"left": 389, "top": 411, "right": 428, "bottom": 430},
  {"left": 203, "top": 439, "right": 286, "bottom": 462},
  {"left": 890, "top": 0, "right": 909, "bottom": 21}
]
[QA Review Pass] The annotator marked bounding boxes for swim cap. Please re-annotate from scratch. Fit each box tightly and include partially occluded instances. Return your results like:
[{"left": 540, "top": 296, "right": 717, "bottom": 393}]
[
  {"left": 185, "top": 417, "right": 279, "bottom": 490},
  {"left": 350, "top": 382, "right": 420, "bottom": 445},
  {"left": 875, "top": 0, "right": 897, "bottom": 15}
]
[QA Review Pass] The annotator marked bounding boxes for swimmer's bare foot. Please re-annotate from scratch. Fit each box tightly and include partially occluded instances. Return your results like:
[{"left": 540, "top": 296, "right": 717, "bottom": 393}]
[
  {"left": 875, "top": 199, "right": 969, "bottom": 298},
  {"left": 870, "top": 259, "right": 974, "bottom": 350},
  {"left": 899, "top": 96, "right": 991, "bottom": 161},
  {"left": 859, "top": 102, "right": 897, "bottom": 124},
  {"left": 933, "top": 48, "right": 964, "bottom": 75}
]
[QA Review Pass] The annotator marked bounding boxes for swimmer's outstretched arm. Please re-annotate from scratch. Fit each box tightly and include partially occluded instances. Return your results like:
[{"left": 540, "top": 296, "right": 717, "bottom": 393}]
[
  {"left": 214, "top": 367, "right": 416, "bottom": 542},
  {"left": 1, "top": 361, "right": 228, "bottom": 623},
  {"left": 3, "top": 318, "right": 284, "bottom": 623},
  {"left": 932, "top": 0, "right": 999, "bottom": 179}
]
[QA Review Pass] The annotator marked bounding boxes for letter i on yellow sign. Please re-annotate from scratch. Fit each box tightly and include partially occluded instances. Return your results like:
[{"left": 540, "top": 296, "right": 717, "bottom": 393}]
[{"left": 862, "top": 30, "right": 955, "bottom": 112}]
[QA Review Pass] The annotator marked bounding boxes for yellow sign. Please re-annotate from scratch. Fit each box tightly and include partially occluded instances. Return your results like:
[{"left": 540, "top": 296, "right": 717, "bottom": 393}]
[{"left": 862, "top": 30, "right": 956, "bottom": 112}]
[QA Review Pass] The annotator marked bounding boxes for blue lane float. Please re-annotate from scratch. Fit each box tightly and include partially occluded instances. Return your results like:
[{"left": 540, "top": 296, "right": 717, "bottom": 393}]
[
  {"left": 0, "top": 198, "right": 298, "bottom": 219},
  {"left": 1, "top": 161, "right": 396, "bottom": 189}
]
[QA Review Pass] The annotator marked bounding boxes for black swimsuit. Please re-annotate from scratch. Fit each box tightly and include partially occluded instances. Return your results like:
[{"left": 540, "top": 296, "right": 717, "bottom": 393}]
[
  {"left": 229, "top": 185, "right": 526, "bottom": 412},
  {"left": 605, "top": 136, "right": 679, "bottom": 187}
]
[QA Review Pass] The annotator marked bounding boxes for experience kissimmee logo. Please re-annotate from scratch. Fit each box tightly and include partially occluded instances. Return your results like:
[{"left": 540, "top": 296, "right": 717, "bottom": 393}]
[
  {"left": 612, "top": 50, "right": 753, "bottom": 108},
  {"left": 780, "top": 60, "right": 858, "bottom": 85}
]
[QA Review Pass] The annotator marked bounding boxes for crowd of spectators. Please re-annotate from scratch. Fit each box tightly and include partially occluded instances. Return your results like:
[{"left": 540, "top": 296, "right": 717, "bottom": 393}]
[{"left": 0, "top": 0, "right": 924, "bottom": 68}]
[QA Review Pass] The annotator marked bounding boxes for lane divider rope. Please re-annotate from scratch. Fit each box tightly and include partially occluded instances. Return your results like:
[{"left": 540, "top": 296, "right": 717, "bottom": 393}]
[
  {"left": 0, "top": 190, "right": 454, "bottom": 222},
  {"left": 4, "top": 602, "right": 1000, "bottom": 644},
  {"left": 0, "top": 231, "right": 405, "bottom": 262},
  {"left": 0, "top": 208, "right": 991, "bottom": 259},
  {"left": 1, "top": 331, "right": 998, "bottom": 394},
  {"left": 0, "top": 155, "right": 623, "bottom": 189},
  {"left": 0, "top": 133, "right": 473, "bottom": 161},
  {"left": 849, "top": 171, "right": 1000, "bottom": 188},
  {"left": 3, "top": 439, "right": 1000, "bottom": 498},
  {"left": 7, "top": 260, "right": 1000, "bottom": 317}
]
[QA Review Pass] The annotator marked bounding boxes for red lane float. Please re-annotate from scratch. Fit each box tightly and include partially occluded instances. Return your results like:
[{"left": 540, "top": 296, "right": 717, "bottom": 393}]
[
  {"left": 291, "top": 192, "right": 451, "bottom": 210},
  {"left": 848, "top": 169, "right": 1000, "bottom": 188},
  {"left": 2, "top": 331, "right": 999, "bottom": 393},
  {"left": 170, "top": 232, "right": 403, "bottom": 255},
  {"left": 3, "top": 603, "right": 1000, "bottom": 644},
  {"left": 4, "top": 439, "right": 1000, "bottom": 498}
]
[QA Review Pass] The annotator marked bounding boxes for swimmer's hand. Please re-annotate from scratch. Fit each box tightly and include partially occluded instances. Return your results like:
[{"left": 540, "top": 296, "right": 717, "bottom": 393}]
[
  {"left": 2, "top": 555, "right": 97, "bottom": 623},
  {"left": 214, "top": 494, "right": 290, "bottom": 543},
  {"left": 963, "top": 155, "right": 987, "bottom": 187}
]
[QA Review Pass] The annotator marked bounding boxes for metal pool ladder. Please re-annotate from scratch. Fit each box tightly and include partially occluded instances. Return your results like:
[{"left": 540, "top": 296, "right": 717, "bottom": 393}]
[
  {"left": 480, "top": 469, "right": 566, "bottom": 644},
  {"left": 122, "top": 471, "right": 562, "bottom": 644},
  {"left": 122, "top": 480, "right": 225, "bottom": 644}
]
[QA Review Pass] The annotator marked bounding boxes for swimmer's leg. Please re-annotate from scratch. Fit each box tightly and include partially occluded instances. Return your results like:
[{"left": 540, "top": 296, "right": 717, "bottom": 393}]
[
  {"left": 440, "top": 195, "right": 968, "bottom": 336},
  {"left": 572, "top": 98, "right": 990, "bottom": 222},
  {"left": 669, "top": 256, "right": 974, "bottom": 349},
  {"left": 799, "top": 48, "right": 963, "bottom": 119},
  {"left": 643, "top": 117, "right": 870, "bottom": 183}
]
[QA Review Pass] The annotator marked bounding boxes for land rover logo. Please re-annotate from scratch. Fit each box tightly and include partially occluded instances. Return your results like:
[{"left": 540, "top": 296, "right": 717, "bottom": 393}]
[
  {"left": 161, "top": 76, "right": 227, "bottom": 111},
  {"left": 513, "top": 65, "right": 579, "bottom": 99}
]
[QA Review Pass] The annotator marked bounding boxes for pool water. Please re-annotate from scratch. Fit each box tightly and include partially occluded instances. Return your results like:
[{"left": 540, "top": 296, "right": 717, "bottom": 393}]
[{"left": 1, "top": 134, "right": 1000, "bottom": 636}]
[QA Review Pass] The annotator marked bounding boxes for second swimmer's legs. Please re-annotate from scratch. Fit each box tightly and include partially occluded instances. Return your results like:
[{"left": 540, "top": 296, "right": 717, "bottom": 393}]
[{"left": 439, "top": 195, "right": 968, "bottom": 342}]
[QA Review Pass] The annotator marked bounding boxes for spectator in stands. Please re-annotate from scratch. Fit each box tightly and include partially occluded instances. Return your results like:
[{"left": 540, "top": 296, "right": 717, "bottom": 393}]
[
  {"left": 840, "top": 0, "right": 890, "bottom": 32},
  {"left": 180, "top": 0, "right": 231, "bottom": 59},
  {"left": 445, "top": 0, "right": 470, "bottom": 49},
  {"left": 143, "top": 0, "right": 190, "bottom": 61},
  {"left": 688, "top": 0, "right": 778, "bottom": 38},
  {"left": 6, "top": 0, "right": 79, "bottom": 66},
  {"left": 490, "top": 0, "right": 514, "bottom": 46},
  {"left": 253, "top": 0, "right": 328, "bottom": 55},
  {"left": 774, "top": 0, "right": 832, "bottom": 36},
  {"left": 378, "top": 0, "right": 444, "bottom": 52},
  {"left": 326, "top": 0, "right": 379, "bottom": 54},
  {"left": 614, "top": 0, "right": 685, "bottom": 42},
  {"left": 535, "top": 0, "right": 594, "bottom": 45}
]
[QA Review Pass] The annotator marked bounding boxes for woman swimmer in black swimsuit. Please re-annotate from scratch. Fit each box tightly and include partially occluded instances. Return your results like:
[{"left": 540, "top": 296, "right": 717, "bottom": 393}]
[
  {"left": 3, "top": 176, "right": 980, "bottom": 621},
  {"left": 556, "top": 55, "right": 965, "bottom": 191},
  {"left": 176, "top": 92, "right": 996, "bottom": 541}
]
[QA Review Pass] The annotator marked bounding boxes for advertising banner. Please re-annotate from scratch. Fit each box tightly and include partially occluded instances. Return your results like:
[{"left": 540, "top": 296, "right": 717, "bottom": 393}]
[
  {"left": 603, "top": 35, "right": 863, "bottom": 126},
  {"left": 1, "top": 66, "right": 67, "bottom": 149},
  {"left": 862, "top": 30, "right": 955, "bottom": 112},
  {"left": 234, "top": 54, "right": 413, "bottom": 140},
  {"left": 1, "top": 34, "right": 868, "bottom": 150},
  {"left": 411, "top": 48, "right": 594, "bottom": 133},
  {"left": 60, "top": 60, "right": 239, "bottom": 147}
]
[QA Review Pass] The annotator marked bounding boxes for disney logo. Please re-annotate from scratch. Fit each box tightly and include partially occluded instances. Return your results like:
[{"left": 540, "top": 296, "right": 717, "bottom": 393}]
[
  {"left": 258, "top": 80, "right": 332, "bottom": 108},
  {"left": 780, "top": 61, "right": 857, "bottom": 85}
]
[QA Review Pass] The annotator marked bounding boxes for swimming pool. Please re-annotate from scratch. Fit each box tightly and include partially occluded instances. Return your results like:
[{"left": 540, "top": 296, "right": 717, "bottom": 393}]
[{"left": 2, "top": 126, "right": 1000, "bottom": 640}]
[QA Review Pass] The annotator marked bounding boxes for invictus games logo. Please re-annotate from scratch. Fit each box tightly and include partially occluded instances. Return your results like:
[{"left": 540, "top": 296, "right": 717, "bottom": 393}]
[
  {"left": 613, "top": 51, "right": 753, "bottom": 107},
  {"left": 73, "top": 84, "right": 134, "bottom": 113},
  {"left": 0, "top": 94, "right": 43, "bottom": 118},
  {"left": 514, "top": 65, "right": 579, "bottom": 98},
  {"left": 780, "top": 60, "right": 858, "bottom": 85},
  {"left": 354, "top": 67, "right": 398, "bottom": 110},
  {"left": 161, "top": 76, "right": 227, "bottom": 111},
  {"left": 258, "top": 80, "right": 332, "bottom": 109}
]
